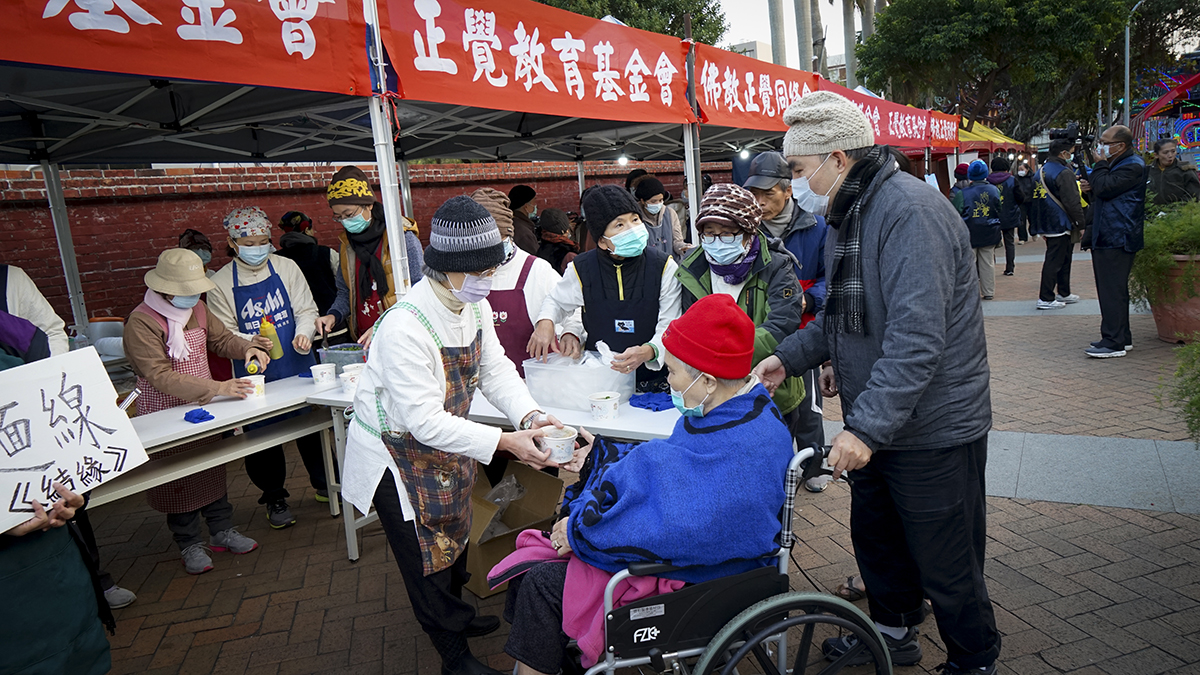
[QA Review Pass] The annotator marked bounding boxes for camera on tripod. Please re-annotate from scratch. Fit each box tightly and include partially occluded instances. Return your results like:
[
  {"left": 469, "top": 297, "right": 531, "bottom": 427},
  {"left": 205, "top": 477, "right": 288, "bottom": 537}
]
[{"left": 1047, "top": 122, "right": 1095, "bottom": 176}]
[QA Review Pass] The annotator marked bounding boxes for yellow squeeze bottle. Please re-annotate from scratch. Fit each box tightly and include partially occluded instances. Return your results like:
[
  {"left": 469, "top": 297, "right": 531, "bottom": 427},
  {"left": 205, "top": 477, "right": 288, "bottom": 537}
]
[
  {"left": 246, "top": 358, "right": 261, "bottom": 374},
  {"left": 259, "top": 315, "right": 285, "bottom": 360}
]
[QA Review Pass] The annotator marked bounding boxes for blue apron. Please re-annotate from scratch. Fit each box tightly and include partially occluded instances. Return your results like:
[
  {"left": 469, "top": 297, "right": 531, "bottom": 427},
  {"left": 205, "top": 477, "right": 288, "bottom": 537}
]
[{"left": 231, "top": 259, "right": 315, "bottom": 380}]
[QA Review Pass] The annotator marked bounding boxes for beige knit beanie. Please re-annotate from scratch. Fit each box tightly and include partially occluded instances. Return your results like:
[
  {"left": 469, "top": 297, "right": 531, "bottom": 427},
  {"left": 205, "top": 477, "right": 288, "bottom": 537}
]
[{"left": 782, "top": 91, "right": 875, "bottom": 157}]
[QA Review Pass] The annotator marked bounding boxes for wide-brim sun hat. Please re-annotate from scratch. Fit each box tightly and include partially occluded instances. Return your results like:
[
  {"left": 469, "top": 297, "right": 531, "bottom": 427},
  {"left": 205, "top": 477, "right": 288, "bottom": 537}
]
[{"left": 145, "top": 248, "right": 217, "bottom": 296}]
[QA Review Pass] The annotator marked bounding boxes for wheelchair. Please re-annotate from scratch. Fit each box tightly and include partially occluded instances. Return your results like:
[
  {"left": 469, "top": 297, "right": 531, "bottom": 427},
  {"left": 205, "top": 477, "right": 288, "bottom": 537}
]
[{"left": 582, "top": 446, "right": 892, "bottom": 675}]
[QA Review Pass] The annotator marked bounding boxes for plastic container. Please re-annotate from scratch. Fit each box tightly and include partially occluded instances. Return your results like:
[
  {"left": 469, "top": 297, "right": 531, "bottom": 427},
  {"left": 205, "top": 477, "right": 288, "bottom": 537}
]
[
  {"left": 87, "top": 317, "right": 125, "bottom": 343},
  {"left": 246, "top": 375, "right": 266, "bottom": 398},
  {"left": 310, "top": 363, "right": 337, "bottom": 389},
  {"left": 339, "top": 371, "right": 360, "bottom": 395},
  {"left": 259, "top": 316, "right": 285, "bottom": 359},
  {"left": 589, "top": 391, "right": 621, "bottom": 421},
  {"left": 541, "top": 426, "right": 578, "bottom": 463},
  {"left": 318, "top": 344, "right": 368, "bottom": 374},
  {"left": 522, "top": 352, "right": 635, "bottom": 412}
]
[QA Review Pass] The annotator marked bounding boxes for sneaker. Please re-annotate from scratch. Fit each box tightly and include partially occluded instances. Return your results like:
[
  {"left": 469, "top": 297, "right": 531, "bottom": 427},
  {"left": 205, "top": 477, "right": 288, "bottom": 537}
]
[
  {"left": 1091, "top": 340, "right": 1133, "bottom": 351},
  {"left": 823, "top": 626, "right": 922, "bottom": 666},
  {"left": 804, "top": 476, "right": 831, "bottom": 493},
  {"left": 181, "top": 543, "right": 213, "bottom": 575},
  {"left": 1057, "top": 293, "right": 1081, "bottom": 304},
  {"left": 1036, "top": 299, "right": 1066, "bottom": 310},
  {"left": 315, "top": 489, "right": 330, "bottom": 503},
  {"left": 982, "top": 295, "right": 994, "bottom": 300},
  {"left": 211, "top": 528, "right": 259, "bottom": 554},
  {"left": 1086, "top": 346, "right": 1126, "bottom": 358},
  {"left": 104, "top": 585, "right": 137, "bottom": 609},
  {"left": 935, "top": 662, "right": 997, "bottom": 674},
  {"left": 266, "top": 500, "right": 296, "bottom": 529},
  {"left": 1003, "top": 270, "right": 1014, "bottom": 276}
]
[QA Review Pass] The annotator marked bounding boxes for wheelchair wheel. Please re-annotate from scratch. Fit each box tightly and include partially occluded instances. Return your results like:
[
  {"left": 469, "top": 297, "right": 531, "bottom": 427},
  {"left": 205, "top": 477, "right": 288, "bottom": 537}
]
[{"left": 693, "top": 592, "right": 892, "bottom": 675}]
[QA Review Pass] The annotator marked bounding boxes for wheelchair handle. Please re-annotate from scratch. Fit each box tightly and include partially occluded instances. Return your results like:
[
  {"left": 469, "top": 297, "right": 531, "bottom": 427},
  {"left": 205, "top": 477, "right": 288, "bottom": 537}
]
[{"left": 799, "top": 445, "right": 845, "bottom": 483}]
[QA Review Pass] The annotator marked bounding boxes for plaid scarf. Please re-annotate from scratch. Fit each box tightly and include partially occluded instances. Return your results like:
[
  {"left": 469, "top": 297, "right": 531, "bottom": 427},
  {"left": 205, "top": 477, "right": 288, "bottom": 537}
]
[{"left": 824, "top": 145, "right": 894, "bottom": 335}]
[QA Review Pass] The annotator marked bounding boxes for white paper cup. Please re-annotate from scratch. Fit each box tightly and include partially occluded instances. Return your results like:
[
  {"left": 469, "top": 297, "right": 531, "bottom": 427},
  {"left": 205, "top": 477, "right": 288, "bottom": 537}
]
[
  {"left": 342, "top": 363, "right": 366, "bottom": 376},
  {"left": 339, "top": 371, "right": 360, "bottom": 395},
  {"left": 589, "top": 391, "right": 620, "bottom": 421},
  {"left": 541, "top": 425, "right": 578, "bottom": 464},
  {"left": 246, "top": 375, "right": 266, "bottom": 398},
  {"left": 310, "top": 364, "right": 337, "bottom": 389}
]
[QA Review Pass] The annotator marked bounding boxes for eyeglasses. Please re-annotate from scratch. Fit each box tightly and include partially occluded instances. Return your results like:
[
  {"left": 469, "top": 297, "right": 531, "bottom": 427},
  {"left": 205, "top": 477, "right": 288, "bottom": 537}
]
[
  {"left": 331, "top": 207, "right": 365, "bottom": 223},
  {"left": 699, "top": 233, "right": 741, "bottom": 245},
  {"left": 471, "top": 267, "right": 499, "bottom": 279}
]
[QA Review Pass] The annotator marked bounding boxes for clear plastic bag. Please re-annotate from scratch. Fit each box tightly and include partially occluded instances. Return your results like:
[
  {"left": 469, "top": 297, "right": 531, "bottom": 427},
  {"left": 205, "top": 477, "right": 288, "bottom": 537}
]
[{"left": 478, "top": 474, "right": 526, "bottom": 544}]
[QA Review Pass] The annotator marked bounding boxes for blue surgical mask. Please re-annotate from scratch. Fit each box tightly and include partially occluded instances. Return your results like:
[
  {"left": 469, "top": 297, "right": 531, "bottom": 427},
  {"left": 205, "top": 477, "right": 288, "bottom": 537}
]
[
  {"left": 605, "top": 223, "right": 649, "bottom": 258},
  {"left": 671, "top": 374, "right": 709, "bottom": 417},
  {"left": 237, "top": 243, "right": 273, "bottom": 266},
  {"left": 702, "top": 235, "right": 747, "bottom": 266},
  {"left": 531, "top": 205, "right": 538, "bottom": 218},
  {"left": 645, "top": 202, "right": 663, "bottom": 215},
  {"left": 791, "top": 155, "right": 838, "bottom": 217},
  {"left": 341, "top": 212, "right": 371, "bottom": 234},
  {"left": 170, "top": 294, "right": 201, "bottom": 309},
  {"left": 450, "top": 273, "right": 493, "bottom": 304},
  {"left": 193, "top": 249, "right": 212, "bottom": 266},
  {"left": 503, "top": 238, "right": 515, "bottom": 259}
]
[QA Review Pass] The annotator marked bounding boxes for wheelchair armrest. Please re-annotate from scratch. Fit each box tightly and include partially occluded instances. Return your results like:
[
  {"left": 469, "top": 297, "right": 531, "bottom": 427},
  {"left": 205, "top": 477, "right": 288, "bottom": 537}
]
[{"left": 626, "top": 562, "right": 684, "bottom": 577}]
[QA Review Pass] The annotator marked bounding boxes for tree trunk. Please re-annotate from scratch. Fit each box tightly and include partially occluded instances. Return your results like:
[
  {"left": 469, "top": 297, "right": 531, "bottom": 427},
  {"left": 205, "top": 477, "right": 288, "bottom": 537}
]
[
  {"left": 794, "top": 0, "right": 813, "bottom": 71},
  {"left": 842, "top": 0, "right": 857, "bottom": 88},
  {"left": 862, "top": 0, "right": 875, "bottom": 40},
  {"left": 767, "top": 0, "right": 787, "bottom": 66},
  {"left": 965, "top": 68, "right": 1003, "bottom": 132},
  {"left": 812, "top": 0, "right": 828, "bottom": 78}
]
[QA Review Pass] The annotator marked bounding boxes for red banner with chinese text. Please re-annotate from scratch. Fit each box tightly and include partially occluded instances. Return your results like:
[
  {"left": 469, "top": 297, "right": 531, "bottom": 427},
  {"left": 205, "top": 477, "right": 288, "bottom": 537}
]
[
  {"left": 381, "top": 0, "right": 696, "bottom": 124},
  {"left": 2, "top": 0, "right": 369, "bottom": 96},
  {"left": 817, "top": 80, "right": 931, "bottom": 149},
  {"left": 930, "top": 111, "right": 961, "bottom": 149},
  {"left": 693, "top": 43, "right": 819, "bottom": 132}
]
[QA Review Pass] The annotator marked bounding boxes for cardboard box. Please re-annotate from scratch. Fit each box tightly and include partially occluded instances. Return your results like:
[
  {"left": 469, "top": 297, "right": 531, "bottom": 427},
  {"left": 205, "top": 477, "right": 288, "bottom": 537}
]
[{"left": 465, "top": 462, "right": 564, "bottom": 598}]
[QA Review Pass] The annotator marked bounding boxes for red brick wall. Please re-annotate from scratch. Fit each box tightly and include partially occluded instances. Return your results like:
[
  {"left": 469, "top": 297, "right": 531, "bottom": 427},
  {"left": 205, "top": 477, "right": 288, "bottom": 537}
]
[{"left": 0, "top": 161, "right": 730, "bottom": 323}]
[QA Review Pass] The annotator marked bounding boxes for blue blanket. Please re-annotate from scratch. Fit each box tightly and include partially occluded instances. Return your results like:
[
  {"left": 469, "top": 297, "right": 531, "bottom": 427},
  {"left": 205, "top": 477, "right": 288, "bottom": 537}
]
[{"left": 562, "top": 383, "right": 794, "bottom": 584}]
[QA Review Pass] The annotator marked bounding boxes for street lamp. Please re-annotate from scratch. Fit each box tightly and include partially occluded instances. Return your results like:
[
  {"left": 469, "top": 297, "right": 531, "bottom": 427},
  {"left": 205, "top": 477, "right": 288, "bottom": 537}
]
[{"left": 1124, "top": 0, "right": 1145, "bottom": 127}]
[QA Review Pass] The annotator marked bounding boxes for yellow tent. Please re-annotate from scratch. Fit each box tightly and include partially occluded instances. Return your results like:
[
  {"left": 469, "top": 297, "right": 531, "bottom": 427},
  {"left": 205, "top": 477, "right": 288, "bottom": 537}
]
[{"left": 958, "top": 124, "right": 1024, "bottom": 151}]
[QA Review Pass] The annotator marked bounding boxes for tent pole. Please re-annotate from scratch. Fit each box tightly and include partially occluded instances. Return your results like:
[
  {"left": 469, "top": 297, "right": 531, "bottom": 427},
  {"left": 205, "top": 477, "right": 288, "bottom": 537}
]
[
  {"left": 40, "top": 160, "right": 88, "bottom": 332},
  {"left": 398, "top": 160, "right": 414, "bottom": 219},
  {"left": 576, "top": 160, "right": 585, "bottom": 197},
  {"left": 683, "top": 16, "right": 702, "bottom": 244},
  {"left": 364, "top": 0, "right": 410, "bottom": 296}
]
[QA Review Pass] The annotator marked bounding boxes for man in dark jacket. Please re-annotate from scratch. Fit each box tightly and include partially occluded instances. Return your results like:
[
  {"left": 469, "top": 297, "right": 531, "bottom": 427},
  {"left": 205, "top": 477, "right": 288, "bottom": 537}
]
[
  {"left": 1085, "top": 125, "right": 1146, "bottom": 358},
  {"left": 276, "top": 211, "right": 342, "bottom": 339},
  {"left": 1013, "top": 162, "right": 1034, "bottom": 243},
  {"left": 1147, "top": 138, "right": 1200, "bottom": 205},
  {"left": 754, "top": 91, "right": 999, "bottom": 675},
  {"left": 987, "top": 157, "right": 1021, "bottom": 276},
  {"left": 1030, "top": 140, "right": 1086, "bottom": 310},
  {"left": 508, "top": 185, "right": 541, "bottom": 254},
  {"left": 953, "top": 160, "right": 1003, "bottom": 299},
  {"left": 744, "top": 151, "right": 830, "bottom": 488},
  {"left": 949, "top": 163, "right": 970, "bottom": 202}
]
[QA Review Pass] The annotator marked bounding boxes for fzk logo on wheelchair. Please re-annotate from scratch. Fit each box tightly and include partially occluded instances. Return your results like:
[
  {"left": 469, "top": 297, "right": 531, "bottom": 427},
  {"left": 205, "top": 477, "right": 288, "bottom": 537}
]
[{"left": 633, "top": 626, "right": 660, "bottom": 643}]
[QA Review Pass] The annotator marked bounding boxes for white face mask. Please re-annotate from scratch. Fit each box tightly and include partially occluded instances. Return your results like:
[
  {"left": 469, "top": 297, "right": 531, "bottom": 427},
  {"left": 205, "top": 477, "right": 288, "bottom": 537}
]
[
  {"left": 645, "top": 202, "right": 663, "bottom": 215},
  {"left": 1017, "top": 170, "right": 1028, "bottom": 177},
  {"left": 790, "top": 155, "right": 839, "bottom": 217}
]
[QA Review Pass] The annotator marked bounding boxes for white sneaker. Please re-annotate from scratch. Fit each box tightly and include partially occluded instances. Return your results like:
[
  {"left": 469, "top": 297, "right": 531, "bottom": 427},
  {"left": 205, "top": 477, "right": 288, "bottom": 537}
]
[
  {"left": 1037, "top": 300, "right": 1066, "bottom": 310},
  {"left": 1057, "top": 294, "right": 1081, "bottom": 304}
]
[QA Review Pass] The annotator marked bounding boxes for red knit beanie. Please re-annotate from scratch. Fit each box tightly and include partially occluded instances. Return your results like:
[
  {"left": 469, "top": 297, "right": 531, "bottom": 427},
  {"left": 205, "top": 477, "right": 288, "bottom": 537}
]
[{"left": 662, "top": 294, "right": 755, "bottom": 379}]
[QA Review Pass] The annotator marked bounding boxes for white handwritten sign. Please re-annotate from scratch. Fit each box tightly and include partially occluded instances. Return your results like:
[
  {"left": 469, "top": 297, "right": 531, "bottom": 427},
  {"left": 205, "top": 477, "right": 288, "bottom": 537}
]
[{"left": 0, "top": 348, "right": 148, "bottom": 533}]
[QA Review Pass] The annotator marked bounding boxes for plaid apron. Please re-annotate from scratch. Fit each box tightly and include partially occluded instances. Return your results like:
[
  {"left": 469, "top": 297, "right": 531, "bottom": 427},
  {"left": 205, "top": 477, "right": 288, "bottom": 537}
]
[
  {"left": 373, "top": 302, "right": 483, "bottom": 576},
  {"left": 132, "top": 304, "right": 227, "bottom": 514}
]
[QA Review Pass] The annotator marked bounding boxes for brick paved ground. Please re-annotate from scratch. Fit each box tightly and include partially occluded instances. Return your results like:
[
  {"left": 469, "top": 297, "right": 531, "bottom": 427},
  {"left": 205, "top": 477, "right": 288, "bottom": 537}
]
[{"left": 89, "top": 238, "right": 1200, "bottom": 675}]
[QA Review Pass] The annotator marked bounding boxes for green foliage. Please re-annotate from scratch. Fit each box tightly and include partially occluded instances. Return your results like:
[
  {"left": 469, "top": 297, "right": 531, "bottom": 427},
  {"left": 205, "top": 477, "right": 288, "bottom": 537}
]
[
  {"left": 1130, "top": 199, "right": 1200, "bottom": 306},
  {"left": 534, "top": 0, "right": 728, "bottom": 45},
  {"left": 1163, "top": 335, "right": 1200, "bottom": 445}
]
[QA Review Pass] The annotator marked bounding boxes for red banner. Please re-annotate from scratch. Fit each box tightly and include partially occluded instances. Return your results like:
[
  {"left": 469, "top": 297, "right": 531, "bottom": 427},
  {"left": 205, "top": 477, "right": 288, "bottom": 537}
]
[
  {"left": 2, "top": 0, "right": 370, "bottom": 96},
  {"left": 382, "top": 0, "right": 696, "bottom": 124},
  {"left": 693, "top": 43, "right": 819, "bottom": 131},
  {"left": 817, "top": 80, "right": 931, "bottom": 149},
  {"left": 930, "top": 111, "right": 961, "bottom": 149}
]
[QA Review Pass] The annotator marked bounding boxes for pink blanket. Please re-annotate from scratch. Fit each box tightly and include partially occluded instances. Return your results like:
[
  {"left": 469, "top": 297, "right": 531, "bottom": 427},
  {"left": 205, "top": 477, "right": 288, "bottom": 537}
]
[{"left": 489, "top": 529, "right": 685, "bottom": 667}]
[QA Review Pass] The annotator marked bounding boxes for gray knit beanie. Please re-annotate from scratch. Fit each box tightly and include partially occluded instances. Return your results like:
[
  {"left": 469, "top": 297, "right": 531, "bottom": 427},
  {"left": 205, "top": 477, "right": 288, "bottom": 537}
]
[
  {"left": 424, "top": 196, "right": 505, "bottom": 273},
  {"left": 782, "top": 91, "right": 875, "bottom": 157},
  {"left": 581, "top": 185, "right": 640, "bottom": 243}
]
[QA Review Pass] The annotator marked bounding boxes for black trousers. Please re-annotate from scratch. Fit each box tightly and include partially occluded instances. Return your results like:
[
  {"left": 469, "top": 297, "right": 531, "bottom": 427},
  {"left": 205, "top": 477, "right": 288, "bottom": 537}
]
[
  {"left": 244, "top": 430, "right": 327, "bottom": 504},
  {"left": 785, "top": 368, "right": 825, "bottom": 451},
  {"left": 850, "top": 436, "right": 1000, "bottom": 669},
  {"left": 504, "top": 561, "right": 571, "bottom": 673},
  {"left": 374, "top": 471, "right": 478, "bottom": 666},
  {"left": 1092, "top": 248, "right": 1136, "bottom": 349},
  {"left": 1038, "top": 235, "right": 1074, "bottom": 302},
  {"left": 73, "top": 504, "right": 114, "bottom": 592},
  {"left": 1001, "top": 228, "right": 1016, "bottom": 274},
  {"left": 1017, "top": 205, "right": 1030, "bottom": 241}
]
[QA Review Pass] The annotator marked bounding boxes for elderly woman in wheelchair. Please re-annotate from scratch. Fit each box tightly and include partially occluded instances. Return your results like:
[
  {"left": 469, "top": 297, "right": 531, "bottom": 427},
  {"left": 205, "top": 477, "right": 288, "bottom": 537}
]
[{"left": 489, "top": 295, "right": 892, "bottom": 675}]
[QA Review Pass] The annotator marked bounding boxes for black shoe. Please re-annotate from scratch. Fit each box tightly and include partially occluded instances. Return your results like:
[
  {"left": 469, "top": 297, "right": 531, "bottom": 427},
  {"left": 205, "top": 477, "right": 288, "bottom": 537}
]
[
  {"left": 823, "top": 626, "right": 922, "bottom": 666},
  {"left": 464, "top": 614, "right": 500, "bottom": 637},
  {"left": 1003, "top": 270, "right": 1014, "bottom": 276},
  {"left": 935, "top": 662, "right": 997, "bottom": 674},
  {"left": 441, "top": 652, "right": 505, "bottom": 675}
]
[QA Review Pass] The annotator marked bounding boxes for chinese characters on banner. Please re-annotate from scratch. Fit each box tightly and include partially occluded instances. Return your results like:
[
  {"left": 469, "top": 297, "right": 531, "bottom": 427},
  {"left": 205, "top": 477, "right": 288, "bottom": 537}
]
[
  {"left": 693, "top": 43, "right": 818, "bottom": 132},
  {"left": 3, "top": 0, "right": 369, "bottom": 96},
  {"left": 930, "top": 111, "right": 962, "bottom": 149},
  {"left": 817, "top": 79, "right": 933, "bottom": 148},
  {"left": 0, "top": 348, "right": 148, "bottom": 534},
  {"left": 384, "top": 0, "right": 697, "bottom": 125}
]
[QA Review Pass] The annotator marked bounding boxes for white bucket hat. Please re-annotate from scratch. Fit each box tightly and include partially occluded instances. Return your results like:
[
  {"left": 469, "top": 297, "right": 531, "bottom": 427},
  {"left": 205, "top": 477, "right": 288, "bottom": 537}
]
[{"left": 144, "top": 249, "right": 217, "bottom": 296}]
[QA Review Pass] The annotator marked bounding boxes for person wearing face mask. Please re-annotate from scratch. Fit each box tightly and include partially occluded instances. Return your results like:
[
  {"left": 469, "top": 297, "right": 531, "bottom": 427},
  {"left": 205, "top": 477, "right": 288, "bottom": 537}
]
[
  {"left": 494, "top": 293, "right": 794, "bottom": 675},
  {"left": 752, "top": 91, "right": 999, "bottom": 675},
  {"left": 507, "top": 184, "right": 542, "bottom": 255},
  {"left": 276, "top": 211, "right": 345, "bottom": 342},
  {"left": 1147, "top": 138, "right": 1200, "bottom": 205},
  {"left": 953, "top": 160, "right": 1003, "bottom": 299},
  {"left": 534, "top": 207, "right": 580, "bottom": 273},
  {"left": 317, "top": 166, "right": 424, "bottom": 349},
  {"left": 1012, "top": 162, "right": 1034, "bottom": 244},
  {"left": 340, "top": 196, "right": 562, "bottom": 675},
  {"left": 124, "top": 249, "right": 268, "bottom": 574},
  {"left": 529, "top": 185, "right": 683, "bottom": 393},
  {"left": 633, "top": 176, "right": 690, "bottom": 258},
  {"left": 1030, "top": 139, "right": 1086, "bottom": 311},
  {"left": 1084, "top": 125, "right": 1146, "bottom": 359},
  {"left": 179, "top": 228, "right": 217, "bottom": 277},
  {"left": 207, "top": 206, "right": 329, "bottom": 528}
]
